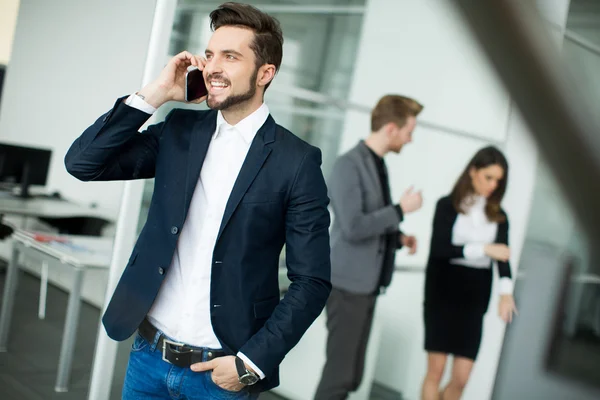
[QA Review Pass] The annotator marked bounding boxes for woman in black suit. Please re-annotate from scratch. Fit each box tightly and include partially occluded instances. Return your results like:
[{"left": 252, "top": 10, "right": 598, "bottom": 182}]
[{"left": 421, "top": 146, "right": 518, "bottom": 400}]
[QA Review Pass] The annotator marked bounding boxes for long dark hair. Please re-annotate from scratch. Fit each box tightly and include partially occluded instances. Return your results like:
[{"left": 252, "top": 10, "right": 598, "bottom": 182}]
[{"left": 450, "top": 146, "right": 508, "bottom": 222}]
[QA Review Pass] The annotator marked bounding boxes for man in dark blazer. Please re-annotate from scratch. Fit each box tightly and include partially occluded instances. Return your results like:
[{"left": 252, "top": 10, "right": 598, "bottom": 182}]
[
  {"left": 65, "top": 3, "right": 330, "bottom": 399},
  {"left": 315, "top": 95, "right": 423, "bottom": 400}
]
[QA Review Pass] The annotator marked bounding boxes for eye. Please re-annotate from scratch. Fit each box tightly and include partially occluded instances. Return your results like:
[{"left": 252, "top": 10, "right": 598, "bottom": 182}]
[
  {"left": 205, "top": 53, "right": 213, "bottom": 60},
  {"left": 226, "top": 54, "right": 236, "bottom": 60}
]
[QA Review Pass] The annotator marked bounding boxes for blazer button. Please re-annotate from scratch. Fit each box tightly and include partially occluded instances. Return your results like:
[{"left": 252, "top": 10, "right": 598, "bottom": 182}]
[
  {"left": 171, "top": 226, "right": 179, "bottom": 235},
  {"left": 158, "top": 267, "right": 165, "bottom": 275}
]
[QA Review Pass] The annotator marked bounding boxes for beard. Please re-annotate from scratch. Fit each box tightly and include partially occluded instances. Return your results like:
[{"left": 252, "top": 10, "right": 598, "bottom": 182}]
[
  {"left": 206, "top": 68, "right": 258, "bottom": 111},
  {"left": 392, "top": 144, "right": 403, "bottom": 154}
]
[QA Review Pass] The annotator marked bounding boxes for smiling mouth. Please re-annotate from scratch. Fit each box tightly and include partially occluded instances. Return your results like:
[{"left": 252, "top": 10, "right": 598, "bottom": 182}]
[{"left": 209, "top": 80, "right": 229, "bottom": 93}]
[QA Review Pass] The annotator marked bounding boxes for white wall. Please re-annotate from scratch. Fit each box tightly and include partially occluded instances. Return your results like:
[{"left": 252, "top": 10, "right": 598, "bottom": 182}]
[
  {"left": 0, "top": 0, "right": 159, "bottom": 306},
  {"left": 338, "top": 0, "right": 570, "bottom": 399},
  {"left": 0, "top": 0, "right": 20, "bottom": 65},
  {"left": 339, "top": 0, "right": 511, "bottom": 271},
  {"left": 0, "top": 0, "right": 157, "bottom": 214}
]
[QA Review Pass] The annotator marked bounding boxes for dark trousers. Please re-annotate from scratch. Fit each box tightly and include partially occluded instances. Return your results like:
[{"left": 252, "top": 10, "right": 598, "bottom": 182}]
[{"left": 314, "top": 288, "right": 377, "bottom": 400}]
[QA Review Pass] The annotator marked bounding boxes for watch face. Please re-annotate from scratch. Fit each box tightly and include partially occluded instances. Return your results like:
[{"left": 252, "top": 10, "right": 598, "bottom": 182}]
[{"left": 240, "top": 373, "right": 259, "bottom": 386}]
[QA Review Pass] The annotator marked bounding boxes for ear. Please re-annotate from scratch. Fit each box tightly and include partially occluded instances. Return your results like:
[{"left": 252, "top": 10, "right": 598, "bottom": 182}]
[
  {"left": 383, "top": 122, "right": 397, "bottom": 136},
  {"left": 257, "top": 64, "right": 276, "bottom": 88}
]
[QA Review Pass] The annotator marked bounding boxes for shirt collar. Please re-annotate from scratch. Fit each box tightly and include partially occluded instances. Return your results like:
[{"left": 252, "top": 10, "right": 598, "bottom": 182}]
[
  {"left": 214, "top": 103, "right": 270, "bottom": 144},
  {"left": 366, "top": 145, "right": 384, "bottom": 165},
  {"left": 360, "top": 140, "right": 383, "bottom": 159},
  {"left": 473, "top": 195, "right": 486, "bottom": 207},
  {"left": 464, "top": 194, "right": 486, "bottom": 210}
]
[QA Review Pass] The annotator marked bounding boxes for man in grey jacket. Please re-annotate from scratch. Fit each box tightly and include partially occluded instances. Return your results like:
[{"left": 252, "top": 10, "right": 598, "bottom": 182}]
[{"left": 315, "top": 95, "right": 424, "bottom": 400}]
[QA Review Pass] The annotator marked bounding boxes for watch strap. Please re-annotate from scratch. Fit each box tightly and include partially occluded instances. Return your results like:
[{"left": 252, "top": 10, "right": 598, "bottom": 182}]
[{"left": 235, "top": 356, "right": 247, "bottom": 377}]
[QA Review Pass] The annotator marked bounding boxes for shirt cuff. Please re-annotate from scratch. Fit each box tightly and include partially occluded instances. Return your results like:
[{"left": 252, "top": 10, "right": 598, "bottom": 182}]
[
  {"left": 463, "top": 244, "right": 486, "bottom": 260},
  {"left": 237, "top": 352, "right": 265, "bottom": 380},
  {"left": 394, "top": 204, "right": 404, "bottom": 221},
  {"left": 499, "top": 277, "right": 514, "bottom": 295},
  {"left": 125, "top": 93, "right": 157, "bottom": 114}
]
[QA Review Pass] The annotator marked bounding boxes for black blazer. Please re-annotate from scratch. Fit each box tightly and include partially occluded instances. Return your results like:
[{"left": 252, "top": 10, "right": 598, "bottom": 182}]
[
  {"left": 64, "top": 97, "right": 332, "bottom": 391},
  {"left": 425, "top": 196, "right": 511, "bottom": 314}
]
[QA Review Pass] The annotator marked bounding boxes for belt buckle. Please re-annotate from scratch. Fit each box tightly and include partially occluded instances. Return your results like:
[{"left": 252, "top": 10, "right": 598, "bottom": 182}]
[{"left": 162, "top": 338, "right": 191, "bottom": 364}]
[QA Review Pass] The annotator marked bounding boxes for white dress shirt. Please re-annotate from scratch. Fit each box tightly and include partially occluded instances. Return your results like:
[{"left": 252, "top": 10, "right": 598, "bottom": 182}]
[
  {"left": 125, "top": 94, "right": 269, "bottom": 378},
  {"left": 449, "top": 195, "right": 513, "bottom": 295}
]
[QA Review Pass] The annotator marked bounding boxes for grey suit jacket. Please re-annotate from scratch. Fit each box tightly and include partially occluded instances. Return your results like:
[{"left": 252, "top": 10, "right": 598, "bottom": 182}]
[{"left": 328, "top": 141, "right": 403, "bottom": 294}]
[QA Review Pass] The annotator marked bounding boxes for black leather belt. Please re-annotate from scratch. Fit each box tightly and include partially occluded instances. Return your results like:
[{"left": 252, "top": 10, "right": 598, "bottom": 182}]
[{"left": 138, "top": 318, "right": 226, "bottom": 368}]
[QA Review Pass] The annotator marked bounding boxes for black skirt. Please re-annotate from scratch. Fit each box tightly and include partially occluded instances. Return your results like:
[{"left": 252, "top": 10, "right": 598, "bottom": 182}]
[
  {"left": 423, "top": 261, "right": 493, "bottom": 360},
  {"left": 424, "top": 304, "right": 484, "bottom": 360}
]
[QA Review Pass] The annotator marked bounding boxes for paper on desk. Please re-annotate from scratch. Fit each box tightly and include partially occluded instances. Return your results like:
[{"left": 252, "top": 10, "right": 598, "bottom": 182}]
[{"left": 49, "top": 240, "right": 91, "bottom": 253}]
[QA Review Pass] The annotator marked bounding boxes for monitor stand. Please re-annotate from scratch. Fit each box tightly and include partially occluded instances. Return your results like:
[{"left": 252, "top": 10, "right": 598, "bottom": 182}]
[{"left": 17, "top": 162, "right": 32, "bottom": 199}]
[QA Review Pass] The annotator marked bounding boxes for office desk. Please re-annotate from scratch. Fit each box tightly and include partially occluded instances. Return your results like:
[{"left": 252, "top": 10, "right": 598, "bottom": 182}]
[
  {"left": 0, "top": 194, "right": 115, "bottom": 221},
  {"left": 0, "top": 230, "right": 113, "bottom": 392}
]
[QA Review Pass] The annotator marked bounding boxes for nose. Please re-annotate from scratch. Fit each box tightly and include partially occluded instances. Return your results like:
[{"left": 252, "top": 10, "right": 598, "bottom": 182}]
[{"left": 203, "top": 57, "right": 222, "bottom": 78}]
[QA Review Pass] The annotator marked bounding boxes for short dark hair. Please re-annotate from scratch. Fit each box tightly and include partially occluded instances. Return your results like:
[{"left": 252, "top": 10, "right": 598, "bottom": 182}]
[
  {"left": 371, "top": 95, "right": 423, "bottom": 132},
  {"left": 210, "top": 2, "right": 283, "bottom": 90}
]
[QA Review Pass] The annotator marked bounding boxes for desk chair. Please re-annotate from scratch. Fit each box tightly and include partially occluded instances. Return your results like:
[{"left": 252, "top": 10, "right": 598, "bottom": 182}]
[
  {"left": 0, "top": 216, "right": 14, "bottom": 240},
  {"left": 0, "top": 214, "right": 15, "bottom": 271},
  {"left": 38, "top": 216, "right": 111, "bottom": 236}
]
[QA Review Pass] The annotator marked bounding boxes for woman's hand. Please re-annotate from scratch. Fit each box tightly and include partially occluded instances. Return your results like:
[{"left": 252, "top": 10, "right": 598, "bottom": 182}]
[
  {"left": 484, "top": 243, "right": 510, "bottom": 262},
  {"left": 499, "top": 294, "right": 518, "bottom": 323}
]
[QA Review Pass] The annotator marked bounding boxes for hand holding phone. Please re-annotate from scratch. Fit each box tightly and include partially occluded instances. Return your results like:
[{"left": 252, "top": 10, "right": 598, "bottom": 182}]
[
  {"left": 137, "top": 51, "right": 205, "bottom": 108},
  {"left": 185, "top": 66, "right": 208, "bottom": 102}
]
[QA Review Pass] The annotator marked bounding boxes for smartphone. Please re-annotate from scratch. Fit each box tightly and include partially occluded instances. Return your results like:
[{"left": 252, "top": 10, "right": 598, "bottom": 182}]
[{"left": 185, "top": 66, "right": 208, "bottom": 102}]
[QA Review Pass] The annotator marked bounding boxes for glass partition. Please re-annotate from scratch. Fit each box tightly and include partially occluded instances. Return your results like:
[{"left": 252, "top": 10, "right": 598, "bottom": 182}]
[
  {"left": 517, "top": 0, "right": 600, "bottom": 389},
  {"left": 137, "top": 0, "right": 366, "bottom": 233}
]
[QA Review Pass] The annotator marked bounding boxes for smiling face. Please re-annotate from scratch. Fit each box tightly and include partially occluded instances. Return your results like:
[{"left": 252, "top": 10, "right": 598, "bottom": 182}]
[{"left": 203, "top": 26, "right": 265, "bottom": 111}]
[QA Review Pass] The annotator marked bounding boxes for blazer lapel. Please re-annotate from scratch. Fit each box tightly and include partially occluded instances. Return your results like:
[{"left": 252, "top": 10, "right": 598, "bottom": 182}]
[
  {"left": 216, "top": 116, "right": 275, "bottom": 242},
  {"left": 184, "top": 111, "right": 217, "bottom": 209},
  {"left": 358, "top": 142, "right": 385, "bottom": 207}
]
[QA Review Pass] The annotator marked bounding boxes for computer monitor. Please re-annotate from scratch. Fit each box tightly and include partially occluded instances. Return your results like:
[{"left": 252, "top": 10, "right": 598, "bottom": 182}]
[{"left": 0, "top": 143, "right": 52, "bottom": 198}]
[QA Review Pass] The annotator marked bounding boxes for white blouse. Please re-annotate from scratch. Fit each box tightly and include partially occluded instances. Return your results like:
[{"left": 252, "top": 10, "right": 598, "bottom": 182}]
[{"left": 450, "top": 195, "right": 512, "bottom": 294}]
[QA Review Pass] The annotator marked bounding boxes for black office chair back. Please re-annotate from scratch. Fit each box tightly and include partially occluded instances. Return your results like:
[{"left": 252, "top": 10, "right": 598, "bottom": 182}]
[
  {"left": 0, "top": 214, "right": 14, "bottom": 240},
  {"left": 38, "top": 216, "right": 110, "bottom": 236}
]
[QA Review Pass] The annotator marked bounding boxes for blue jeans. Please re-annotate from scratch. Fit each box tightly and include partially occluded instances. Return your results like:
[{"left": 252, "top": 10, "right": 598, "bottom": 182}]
[{"left": 122, "top": 331, "right": 259, "bottom": 399}]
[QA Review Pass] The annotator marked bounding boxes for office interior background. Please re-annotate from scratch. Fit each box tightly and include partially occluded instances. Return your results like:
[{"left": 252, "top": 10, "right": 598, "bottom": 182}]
[{"left": 0, "top": 0, "right": 598, "bottom": 399}]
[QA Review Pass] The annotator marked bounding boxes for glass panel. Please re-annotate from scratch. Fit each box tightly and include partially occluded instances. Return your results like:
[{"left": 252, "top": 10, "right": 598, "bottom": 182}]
[
  {"left": 525, "top": 160, "right": 599, "bottom": 388},
  {"left": 521, "top": 0, "right": 600, "bottom": 389},
  {"left": 168, "top": 2, "right": 364, "bottom": 97},
  {"left": 176, "top": 0, "right": 365, "bottom": 6},
  {"left": 136, "top": 0, "right": 366, "bottom": 235}
]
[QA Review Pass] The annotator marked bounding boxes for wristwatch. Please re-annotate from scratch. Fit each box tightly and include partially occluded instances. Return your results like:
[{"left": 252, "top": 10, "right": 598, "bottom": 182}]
[{"left": 235, "top": 356, "right": 260, "bottom": 386}]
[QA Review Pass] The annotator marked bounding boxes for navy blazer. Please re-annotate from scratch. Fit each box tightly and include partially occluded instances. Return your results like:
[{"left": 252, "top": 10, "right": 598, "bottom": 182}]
[{"left": 64, "top": 97, "right": 332, "bottom": 391}]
